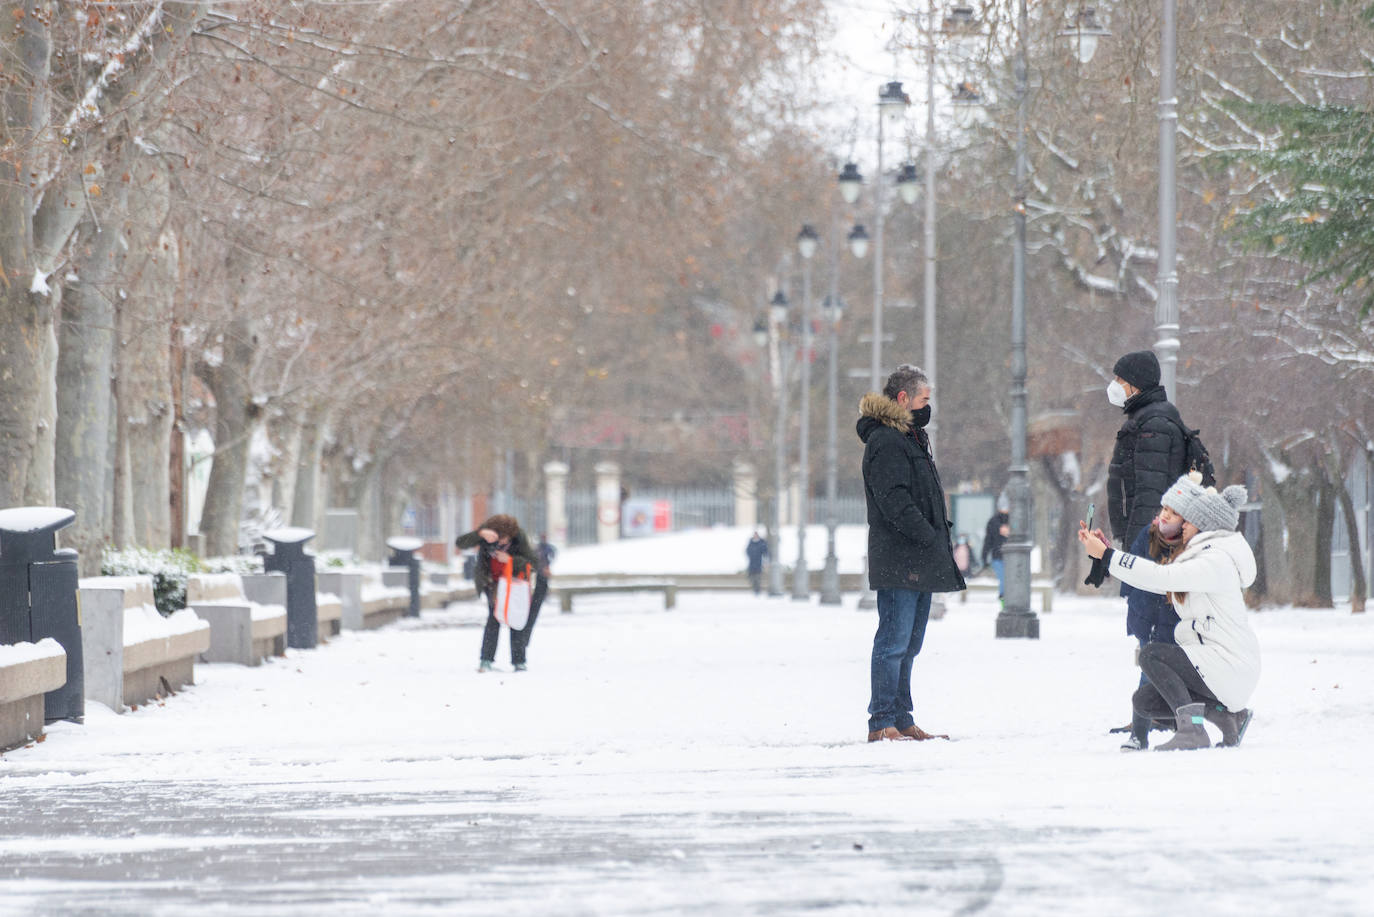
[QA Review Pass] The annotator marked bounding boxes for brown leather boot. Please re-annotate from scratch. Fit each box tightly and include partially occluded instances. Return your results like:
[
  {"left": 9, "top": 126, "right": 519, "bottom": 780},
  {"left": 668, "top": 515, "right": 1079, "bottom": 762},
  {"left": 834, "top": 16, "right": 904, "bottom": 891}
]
[
  {"left": 867, "top": 727, "right": 915, "bottom": 742},
  {"left": 898, "top": 724, "right": 950, "bottom": 741}
]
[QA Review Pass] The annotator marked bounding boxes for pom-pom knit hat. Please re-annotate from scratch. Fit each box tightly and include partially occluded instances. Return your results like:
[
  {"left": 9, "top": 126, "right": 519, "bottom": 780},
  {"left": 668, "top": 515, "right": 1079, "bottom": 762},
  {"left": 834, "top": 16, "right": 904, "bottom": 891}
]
[{"left": 1161, "top": 472, "right": 1248, "bottom": 533}]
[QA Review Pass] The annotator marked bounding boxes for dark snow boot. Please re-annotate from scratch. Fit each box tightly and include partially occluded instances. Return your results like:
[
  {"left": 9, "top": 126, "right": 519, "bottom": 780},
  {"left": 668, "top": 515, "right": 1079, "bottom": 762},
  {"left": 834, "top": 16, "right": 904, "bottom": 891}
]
[
  {"left": 1120, "top": 713, "right": 1151, "bottom": 751},
  {"left": 1155, "top": 703, "right": 1211, "bottom": 751},
  {"left": 1204, "top": 705, "right": 1253, "bottom": 747}
]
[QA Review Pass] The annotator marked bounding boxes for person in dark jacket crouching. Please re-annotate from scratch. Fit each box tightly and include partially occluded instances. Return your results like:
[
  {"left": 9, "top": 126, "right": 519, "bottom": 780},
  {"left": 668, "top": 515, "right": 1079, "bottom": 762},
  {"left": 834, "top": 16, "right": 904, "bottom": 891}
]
[{"left": 857, "top": 364, "right": 966, "bottom": 743}]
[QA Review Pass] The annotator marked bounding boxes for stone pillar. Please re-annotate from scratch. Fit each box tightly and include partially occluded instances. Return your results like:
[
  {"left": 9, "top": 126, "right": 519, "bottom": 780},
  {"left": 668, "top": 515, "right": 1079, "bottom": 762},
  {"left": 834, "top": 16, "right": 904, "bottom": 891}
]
[
  {"left": 733, "top": 461, "right": 757, "bottom": 529},
  {"left": 595, "top": 461, "right": 621, "bottom": 544},
  {"left": 544, "top": 460, "right": 570, "bottom": 549}
]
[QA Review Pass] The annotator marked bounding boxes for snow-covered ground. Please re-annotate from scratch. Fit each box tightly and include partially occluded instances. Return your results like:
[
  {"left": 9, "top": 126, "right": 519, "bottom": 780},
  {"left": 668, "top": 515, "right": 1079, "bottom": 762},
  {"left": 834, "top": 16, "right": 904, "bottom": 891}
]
[{"left": 1, "top": 528, "right": 1371, "bottom": 915}]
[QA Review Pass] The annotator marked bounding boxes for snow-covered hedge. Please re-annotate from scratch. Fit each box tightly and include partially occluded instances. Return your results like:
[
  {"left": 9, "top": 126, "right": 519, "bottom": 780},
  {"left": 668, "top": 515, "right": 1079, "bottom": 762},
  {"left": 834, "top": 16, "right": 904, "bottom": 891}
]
[
  {"left": 101, "top": 548, "right": 206, "bottom": 617},
  {"left": 202, "top": 554, "right": 265, "bottom": 576}
]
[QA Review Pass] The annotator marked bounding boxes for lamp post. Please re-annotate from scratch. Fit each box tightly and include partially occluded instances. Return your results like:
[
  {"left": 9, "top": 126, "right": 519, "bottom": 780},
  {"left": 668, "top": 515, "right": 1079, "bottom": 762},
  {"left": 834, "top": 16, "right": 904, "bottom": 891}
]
[
  {"left": 1155, "top": 0, "right": 1179, "bottom": 402},
  {"left": 820, "top": 285, "right": 845, "bottom": 605},
  {"left": 768, "top": 289, "right": 790, "bottom": 597},
  {"left": 995, "top": 0, "right": 1038, "bottom": 639},
  {"left": 792, "top": 226, "right": 819, "bottom": 601},
  {"left": 841, "top": 82, "right": 909, "bottom": 611}
]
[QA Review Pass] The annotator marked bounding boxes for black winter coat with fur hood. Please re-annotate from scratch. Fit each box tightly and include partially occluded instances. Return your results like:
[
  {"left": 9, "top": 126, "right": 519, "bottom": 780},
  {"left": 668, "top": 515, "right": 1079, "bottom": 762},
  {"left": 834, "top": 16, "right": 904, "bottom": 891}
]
[{"left": 856, "top": 393, "right": 966, "bottom": 593}]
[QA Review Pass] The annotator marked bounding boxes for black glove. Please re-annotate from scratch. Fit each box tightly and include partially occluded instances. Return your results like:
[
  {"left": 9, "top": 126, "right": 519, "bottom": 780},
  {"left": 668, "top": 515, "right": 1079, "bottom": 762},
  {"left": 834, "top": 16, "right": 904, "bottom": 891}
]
[{"left": 1083, "top": 555, "right": 1107, "bottom": 588}]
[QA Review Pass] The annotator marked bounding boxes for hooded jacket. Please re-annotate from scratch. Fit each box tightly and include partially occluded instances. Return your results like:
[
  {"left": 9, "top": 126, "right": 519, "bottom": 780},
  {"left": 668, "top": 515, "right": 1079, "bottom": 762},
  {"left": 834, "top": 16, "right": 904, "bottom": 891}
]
[
  {"left": 1103, "top": 530, "right": 1260, "bottom": 711},
  {"left": 856, "top": 393, "right": 966, "bottom": 593}
]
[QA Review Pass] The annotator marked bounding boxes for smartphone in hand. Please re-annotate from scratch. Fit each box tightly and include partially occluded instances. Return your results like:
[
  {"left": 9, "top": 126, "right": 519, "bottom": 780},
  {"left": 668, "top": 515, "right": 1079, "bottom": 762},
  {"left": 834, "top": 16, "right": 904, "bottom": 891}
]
[{"left": 1085, "top": 502, "right": 1095, "bottom": 532}]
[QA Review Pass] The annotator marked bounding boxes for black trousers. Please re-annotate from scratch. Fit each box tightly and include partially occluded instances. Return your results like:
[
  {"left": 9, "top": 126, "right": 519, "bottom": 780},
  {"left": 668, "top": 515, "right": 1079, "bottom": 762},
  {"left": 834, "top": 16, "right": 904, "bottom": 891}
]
[
  {"left": 480, "top": 576, "right": 548, "bottom": 665},
  {"left": 1133, "top": 642, "right": 1220, "bottom": 717}
]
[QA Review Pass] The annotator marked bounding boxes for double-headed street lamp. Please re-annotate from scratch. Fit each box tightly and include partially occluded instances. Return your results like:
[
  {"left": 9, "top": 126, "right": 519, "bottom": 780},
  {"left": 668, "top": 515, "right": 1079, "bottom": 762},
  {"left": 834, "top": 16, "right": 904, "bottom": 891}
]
[{"left": 995, "top": 4, "right": 1110, "bottom": 639}]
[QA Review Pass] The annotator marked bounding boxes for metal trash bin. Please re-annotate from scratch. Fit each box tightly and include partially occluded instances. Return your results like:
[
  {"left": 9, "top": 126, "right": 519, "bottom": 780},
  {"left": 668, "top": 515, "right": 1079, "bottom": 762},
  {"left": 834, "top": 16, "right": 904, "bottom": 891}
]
[
  {"left": 262, "top": 527, "right": 318, "bottom": 650},
  {"left": 386, "top": 536, "right": 424, "bottom": 618},
  {"left": 0, "top": 506, "right": 83, "bottom": 722}
]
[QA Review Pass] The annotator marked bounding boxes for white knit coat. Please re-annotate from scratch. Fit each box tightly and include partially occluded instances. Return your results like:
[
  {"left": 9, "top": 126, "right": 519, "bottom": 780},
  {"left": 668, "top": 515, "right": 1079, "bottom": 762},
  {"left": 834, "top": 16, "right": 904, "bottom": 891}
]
[{"left": 1105, "top": 530, "right": 1260, "bottom": 711}]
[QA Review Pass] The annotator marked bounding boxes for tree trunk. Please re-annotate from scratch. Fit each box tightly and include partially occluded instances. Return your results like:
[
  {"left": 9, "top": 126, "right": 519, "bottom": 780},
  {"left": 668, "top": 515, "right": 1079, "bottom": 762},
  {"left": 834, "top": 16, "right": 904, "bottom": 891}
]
[
  {"left": 1268, "top": 455, "right": 1325, "bottom": 607},
  {"left": 197, "top": 315, "right": 259, "bottom": 557},
  {"left": 1314, "top": 474, "right": 1335, "bottom": 607},
  {"left": 1325, "top": 446, "right": 1368, "bottom": 614},
  {"left": 122, "top": 159, "right": 177, "bottom": 549},
  {"left": 25, "top": 313, "right": 58, "bottom": 507},
  {"left": 0, "top": 0, "right": 52, "bottom": 509},
  {"left": 353, "top": 461, "right": 385, "bottom": 563},
  {"left": 292, "top": 407, "right": 329, "bottom": 532},
  {"left": 1256, "top": 463, "right": 1290, "bottom": 605},
  {"left": 54, "top": 219, "right": 119, "bottom": 573}
]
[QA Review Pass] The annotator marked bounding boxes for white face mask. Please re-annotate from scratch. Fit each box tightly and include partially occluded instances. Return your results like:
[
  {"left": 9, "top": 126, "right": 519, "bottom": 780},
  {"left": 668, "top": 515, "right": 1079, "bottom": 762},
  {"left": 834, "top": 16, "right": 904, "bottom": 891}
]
[{"left": 1107, "top": 380, "right": 1128, "bottom": 407}]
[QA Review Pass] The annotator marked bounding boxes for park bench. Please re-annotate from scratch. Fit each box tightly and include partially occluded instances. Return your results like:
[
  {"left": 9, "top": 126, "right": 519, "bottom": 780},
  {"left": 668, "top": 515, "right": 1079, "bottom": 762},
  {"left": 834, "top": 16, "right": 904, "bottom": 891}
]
[
  {"left": 359, "top": 569, "right": 411, "bottom": 629},
  {"left": 554, "top": 578, "right": 677, "bottom": 613},
  {"left": 239, "top": 571, "right": 342, "bottom": 645},
  {"left": 78, "top": 575, "right": 211, "bottom": 711},
  {"left": 0, "top": 639, "right": 67, "bottom": 751},
  {"left": 185, "top": 573, "right": 287, "bottom": 666},
  {"left": 959, "top": 576, "right": 1055, "bottom": 613}
]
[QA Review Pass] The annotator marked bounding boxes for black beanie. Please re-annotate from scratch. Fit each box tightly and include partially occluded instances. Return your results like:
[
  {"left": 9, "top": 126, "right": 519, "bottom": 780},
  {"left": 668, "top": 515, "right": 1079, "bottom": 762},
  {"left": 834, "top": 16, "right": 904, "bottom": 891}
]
[{"left": 1113, "top": 350, "right": 1160, "bottom": 391}]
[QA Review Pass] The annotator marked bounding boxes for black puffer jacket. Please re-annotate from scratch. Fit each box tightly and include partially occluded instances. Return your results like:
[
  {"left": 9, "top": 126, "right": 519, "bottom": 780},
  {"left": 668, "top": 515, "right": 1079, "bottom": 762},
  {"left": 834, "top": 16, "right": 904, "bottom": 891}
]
[
  {"left": 1107, "top": 386, "right": 1189, "bottom": 547},
  {"left": 856, "top": 393, "right": 966, "bottom": 593}
]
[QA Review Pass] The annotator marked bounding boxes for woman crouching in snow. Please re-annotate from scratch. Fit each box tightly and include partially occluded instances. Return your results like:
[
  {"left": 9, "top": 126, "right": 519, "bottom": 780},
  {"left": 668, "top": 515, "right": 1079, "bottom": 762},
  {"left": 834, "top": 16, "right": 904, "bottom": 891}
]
[{"left": 1078, "top": 473, "right": 1258, "bottom": 751}]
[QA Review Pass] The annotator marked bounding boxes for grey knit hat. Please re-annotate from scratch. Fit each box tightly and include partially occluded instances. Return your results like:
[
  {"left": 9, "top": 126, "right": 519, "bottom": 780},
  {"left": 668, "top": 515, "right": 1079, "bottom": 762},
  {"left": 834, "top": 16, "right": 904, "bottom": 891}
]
[{"left": 1161, "top": 472, "right": 1248, "bottom": 533}]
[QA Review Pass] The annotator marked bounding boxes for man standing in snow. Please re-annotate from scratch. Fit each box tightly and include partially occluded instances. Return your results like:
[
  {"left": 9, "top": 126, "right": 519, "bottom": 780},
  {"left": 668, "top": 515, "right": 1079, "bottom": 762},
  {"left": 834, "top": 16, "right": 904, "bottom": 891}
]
[
  {"left": 857, "top": 364, "right": 965, "bottom": 742},
  {"left": 1105, "top": 350, "right": 1193, "bottom": 549}
]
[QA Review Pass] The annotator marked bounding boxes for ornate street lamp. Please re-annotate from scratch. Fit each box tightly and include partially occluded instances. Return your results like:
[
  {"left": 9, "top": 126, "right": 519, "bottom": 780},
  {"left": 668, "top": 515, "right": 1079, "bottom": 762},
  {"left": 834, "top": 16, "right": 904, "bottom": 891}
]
[
  {"left": 847, "top": 223, "right": 870, "bottom": 259},
  {"left": 896, "top": 162, "right": 921, "bottom": 206},
  {"left": 996, "top": 0, "right": 1038, "bottom": 639},
  {"left": 951, "top": 80, "right": 983, "bottom": 130},
  {"left": 1058, "top": 6, "right": 1111, "bottom": 65},
  {"left": 837, "top": 162, "right": 863, "bottom": 205}
]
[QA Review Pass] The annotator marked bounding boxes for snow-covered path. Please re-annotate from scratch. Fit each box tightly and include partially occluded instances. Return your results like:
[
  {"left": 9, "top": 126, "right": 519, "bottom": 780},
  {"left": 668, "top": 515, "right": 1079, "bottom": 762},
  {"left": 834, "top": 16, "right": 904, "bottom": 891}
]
[{"left": 1, "top": 587, "right": 1371, "bottom": 915}]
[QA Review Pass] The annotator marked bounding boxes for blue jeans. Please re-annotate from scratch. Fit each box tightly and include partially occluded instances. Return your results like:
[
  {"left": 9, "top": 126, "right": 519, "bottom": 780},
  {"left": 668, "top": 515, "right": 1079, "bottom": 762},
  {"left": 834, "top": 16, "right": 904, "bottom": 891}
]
[
  {"left": 868, "top": 589, "right": 933, "bottom": 732},
  {"left": 990, "top": 559, "right": 1005, "bottom": 598}
]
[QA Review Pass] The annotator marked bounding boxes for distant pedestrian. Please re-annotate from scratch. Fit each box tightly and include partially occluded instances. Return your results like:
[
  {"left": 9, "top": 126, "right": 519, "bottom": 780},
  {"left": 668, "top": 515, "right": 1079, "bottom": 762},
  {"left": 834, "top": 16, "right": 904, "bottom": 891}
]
[
  {"left": 857, "top": 364, "right": 965, "bottom": 743},
  {"left": 982, "top": 500, "right": 1010, "bottom": 603},
  {"left": 456, "top": 515, "right": 543, "bottom": 673},
  {"left": 952, "top": 535, "right": 973, "bottom": 579},
  {"left": 1079, "top": 474, "right": 1258, "bottom": 751},
  {"left": 745, "top": 531, "right": 769, "bottom": 595},
  {"left": 527, "top": 533, "right": 557, "bottom": 649}
]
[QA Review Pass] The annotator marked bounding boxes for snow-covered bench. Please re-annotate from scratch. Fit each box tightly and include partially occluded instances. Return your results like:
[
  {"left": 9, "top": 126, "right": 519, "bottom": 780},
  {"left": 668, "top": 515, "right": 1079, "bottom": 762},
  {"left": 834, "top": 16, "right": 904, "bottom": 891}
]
[
  {"left": 359, "top": 570, "right": 410, "bottom": 629},
  {"left": 0, "top": 639, "right": 67, "bottom": 751},
  {"left": 240, "top": 572, "right": 343, "bottom": 646},
  {"left": 79, "top": 575, "right": 211, "bottom": 711},
  {"left": 186, "top": 573, "right": 286, "bottom": 666},
  {"left": 316, "top": 571, "right": 364, "bottom": 630},
  {"left": 959, "top": 576, "right": 1055, "bottom": 613}
]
